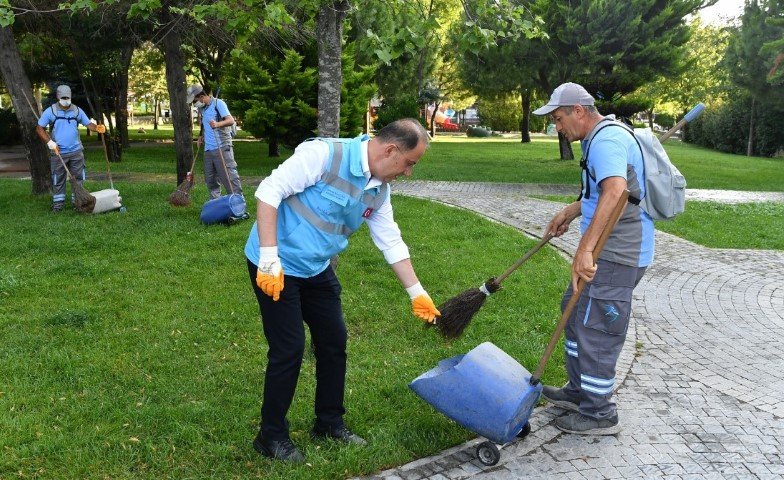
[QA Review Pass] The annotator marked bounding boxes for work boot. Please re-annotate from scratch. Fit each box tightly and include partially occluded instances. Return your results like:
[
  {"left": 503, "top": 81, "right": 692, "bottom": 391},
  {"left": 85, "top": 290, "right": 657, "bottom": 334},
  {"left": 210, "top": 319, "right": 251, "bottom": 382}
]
[
  {"left": 52, "top": 202, "right": 64, "bottom": 213},
  {"left": 542, "top": 385, "right": 580, "bottom": 412},
  {"left": 311, "top": 423, "right": 367, "bottom": 446},
  {"left": 555, "top": 412, "right": 620, "bottom": 435},
  {"left": 252, "top": 432, "right": 305, "bottom": 463}
]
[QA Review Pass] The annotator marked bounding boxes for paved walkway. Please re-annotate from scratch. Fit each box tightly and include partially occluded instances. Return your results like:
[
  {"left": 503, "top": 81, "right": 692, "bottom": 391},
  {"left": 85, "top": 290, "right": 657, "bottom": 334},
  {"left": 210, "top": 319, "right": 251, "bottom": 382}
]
[{"left": 357, "top": 181, "right": 784, "bottom": 480}]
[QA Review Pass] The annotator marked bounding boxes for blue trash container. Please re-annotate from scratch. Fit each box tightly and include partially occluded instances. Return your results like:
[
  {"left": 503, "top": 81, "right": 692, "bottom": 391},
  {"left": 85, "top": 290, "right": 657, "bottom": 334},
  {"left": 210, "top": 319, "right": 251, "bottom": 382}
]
[
  {"left": 410, "top": 342, "right": 542, "bottom": 444},
  {"left": 200, "top": 194, "right": 246, "bottom": 225}
]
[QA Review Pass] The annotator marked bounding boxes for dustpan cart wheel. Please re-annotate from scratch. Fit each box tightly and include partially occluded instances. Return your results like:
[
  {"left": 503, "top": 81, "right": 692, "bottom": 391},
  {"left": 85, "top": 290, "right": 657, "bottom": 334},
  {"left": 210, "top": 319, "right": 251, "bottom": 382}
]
[
  {"left": 476, "top": 441, "right": 500, "bottom": 466},
  {"left": 517, "top": 422, "right": 531, "bottom": 438}
]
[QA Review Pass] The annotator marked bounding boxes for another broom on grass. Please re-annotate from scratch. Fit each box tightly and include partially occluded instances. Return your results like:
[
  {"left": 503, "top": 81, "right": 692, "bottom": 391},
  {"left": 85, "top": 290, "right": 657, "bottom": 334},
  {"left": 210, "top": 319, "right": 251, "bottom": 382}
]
[
  {"left": 56, "top": 149, "right": 96, "bottom": 213},
  {"left": 435, "top": 232, "right": 554, "bottom": 339},
  {"left": 168, "top": 141, "right": 200, "bottom": 207}
]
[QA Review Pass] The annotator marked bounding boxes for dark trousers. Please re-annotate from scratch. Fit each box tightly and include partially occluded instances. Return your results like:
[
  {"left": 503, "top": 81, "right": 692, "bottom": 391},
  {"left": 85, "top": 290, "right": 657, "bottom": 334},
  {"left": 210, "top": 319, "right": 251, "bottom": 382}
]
[{"left": 247, "top": 259, "right": 347, "bottom": 441}]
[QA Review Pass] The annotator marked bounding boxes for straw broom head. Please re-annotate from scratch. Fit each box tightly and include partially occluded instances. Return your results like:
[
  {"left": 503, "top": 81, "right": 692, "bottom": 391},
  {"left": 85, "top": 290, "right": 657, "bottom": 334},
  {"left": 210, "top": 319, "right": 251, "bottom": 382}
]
[
  {"left": 168, "top": 177, "right": 194, "bottom": 207},
  {"left": 70, "top": 178, "right": 97, "bottom": 213},
  {"left": 435, "top": 278, "right": 501, "bottom": 339}
]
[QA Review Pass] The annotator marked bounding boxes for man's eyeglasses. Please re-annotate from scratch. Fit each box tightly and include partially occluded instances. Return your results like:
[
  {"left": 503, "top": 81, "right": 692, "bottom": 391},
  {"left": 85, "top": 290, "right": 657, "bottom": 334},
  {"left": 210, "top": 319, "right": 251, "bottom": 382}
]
[{"left": 60, "top": 97, "right": 70, "bottom": 100}]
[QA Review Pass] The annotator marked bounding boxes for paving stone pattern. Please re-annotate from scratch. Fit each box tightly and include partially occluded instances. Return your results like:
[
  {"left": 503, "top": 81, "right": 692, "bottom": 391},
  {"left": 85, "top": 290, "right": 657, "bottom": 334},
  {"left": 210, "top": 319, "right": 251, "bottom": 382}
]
[{"left": 358, "top": 181, "right": 784, "bottom": 480}]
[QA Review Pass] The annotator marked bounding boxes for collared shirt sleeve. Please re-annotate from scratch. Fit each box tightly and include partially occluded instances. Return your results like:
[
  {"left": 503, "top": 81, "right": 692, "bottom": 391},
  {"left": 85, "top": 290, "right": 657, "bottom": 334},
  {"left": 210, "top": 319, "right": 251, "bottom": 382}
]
[
  {"left": 38, "top": 108, "right": 53, "bottom": 128},
  {"left": 78, "top": 108, "right": 91, "bottom": 127},
  {"left": 254, "top": 140, "right": 330, "bottom": 208},
  {"left": 590, "top": 135, "right": 627, "bottom": 183},
  {"left": 216, "top": 99, "right": 231, "bottom": 118},
  {"left": 365, "top": 189, "right": 411, "bottom": 264}
]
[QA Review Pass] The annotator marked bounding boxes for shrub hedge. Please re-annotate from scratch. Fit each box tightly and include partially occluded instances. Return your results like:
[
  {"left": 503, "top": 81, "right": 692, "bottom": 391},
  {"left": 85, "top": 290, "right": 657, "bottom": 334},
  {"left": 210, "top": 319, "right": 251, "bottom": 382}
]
[{"left": 684, "top": 93, "right": 784, "bottom": 157}]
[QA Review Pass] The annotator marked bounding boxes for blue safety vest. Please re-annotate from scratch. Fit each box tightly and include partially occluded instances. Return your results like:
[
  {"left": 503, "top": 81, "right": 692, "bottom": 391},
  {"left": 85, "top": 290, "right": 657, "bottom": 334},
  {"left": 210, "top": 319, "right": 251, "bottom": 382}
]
[{"left": 245, "top": 135, "right": 390, "bottom": 277}]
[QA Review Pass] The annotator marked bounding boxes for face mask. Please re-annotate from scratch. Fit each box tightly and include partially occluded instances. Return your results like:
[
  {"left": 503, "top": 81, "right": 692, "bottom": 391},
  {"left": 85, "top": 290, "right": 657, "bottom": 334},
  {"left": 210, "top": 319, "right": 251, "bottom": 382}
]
[
  {"left": 59, "top": 99, "right": 71, "bottom": 108},
  {"left": 194, "top": 101, "right": 204, "bottom": 108}
]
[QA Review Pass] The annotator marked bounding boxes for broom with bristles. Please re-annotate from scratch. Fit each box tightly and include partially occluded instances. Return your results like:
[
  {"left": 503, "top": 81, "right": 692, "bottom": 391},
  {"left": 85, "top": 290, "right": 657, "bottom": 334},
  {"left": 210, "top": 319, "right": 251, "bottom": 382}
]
[
  {"left": 22, "top": 91, "right": 96, "bottom": 213},
  {"left": 435, "top": 232, "right": 554, "bottom": 339},
  {"left": 56, "top": 150, "right": 96, "bottom": 212},
  {"left": 168, "top": 140, "right": 200, "bottom": 207}
]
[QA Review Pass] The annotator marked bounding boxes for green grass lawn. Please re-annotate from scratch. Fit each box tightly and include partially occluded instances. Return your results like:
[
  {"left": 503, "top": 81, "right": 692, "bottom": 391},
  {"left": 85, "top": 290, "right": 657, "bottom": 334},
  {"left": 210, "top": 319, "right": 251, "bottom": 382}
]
[
  {"left": 655, "top": 202, "right": 784, "bottom": 250},
  {"left": 4, "top": 130, "right": 780, "bottom": 478},
  {"left": 411, "top": 136, "right": 784, "bottom": 191},
  {"left": 80, "top": 134, "right": 784, "bottom": 192},
  {"left": 0, "top": 179, "right": 569, "bottom": 480},
  {"left": 531, "top": 195, "right": 784, "bottom": 250}
]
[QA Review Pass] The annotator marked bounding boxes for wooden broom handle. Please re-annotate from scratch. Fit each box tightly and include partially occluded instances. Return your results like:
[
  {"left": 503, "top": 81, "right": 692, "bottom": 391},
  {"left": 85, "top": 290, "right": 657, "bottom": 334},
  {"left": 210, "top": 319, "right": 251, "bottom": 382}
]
[
  {"left": 530, "top": 190, "right": 630, "bottom": 384},
  {"left": 211, "top": 125, "right": 235, "bottom": 195},
  {"left": 494, "top": 233, "right": 554, "bottom": 284}
]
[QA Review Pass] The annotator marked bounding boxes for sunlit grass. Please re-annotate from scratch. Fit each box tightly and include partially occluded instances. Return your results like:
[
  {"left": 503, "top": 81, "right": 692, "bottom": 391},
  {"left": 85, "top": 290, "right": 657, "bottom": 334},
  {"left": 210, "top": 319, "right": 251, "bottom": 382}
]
[{"left": 0, "top": 179, "right": 569, "bottom": 479}]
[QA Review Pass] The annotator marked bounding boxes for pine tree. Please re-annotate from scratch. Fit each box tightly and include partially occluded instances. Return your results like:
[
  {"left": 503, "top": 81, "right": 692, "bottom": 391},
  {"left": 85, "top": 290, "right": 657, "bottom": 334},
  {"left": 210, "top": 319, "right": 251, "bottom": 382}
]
[
  {"left": 225, "top": 50, "right": 317, "bottom": 157},
  {"left": 724, "top": 0, "right": 784, "bottom": 155}
]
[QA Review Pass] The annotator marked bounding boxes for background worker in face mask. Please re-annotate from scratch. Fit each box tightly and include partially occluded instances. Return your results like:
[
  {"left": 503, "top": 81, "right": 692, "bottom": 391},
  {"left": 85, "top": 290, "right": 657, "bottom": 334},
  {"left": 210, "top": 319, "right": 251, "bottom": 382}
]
[{"left": 35, "top": 85, "right": 105, "bottom": 212}]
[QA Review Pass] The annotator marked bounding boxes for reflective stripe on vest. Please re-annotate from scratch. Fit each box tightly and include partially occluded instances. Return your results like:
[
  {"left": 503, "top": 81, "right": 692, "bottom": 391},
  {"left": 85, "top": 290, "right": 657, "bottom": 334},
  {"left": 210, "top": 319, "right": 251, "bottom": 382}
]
[{"left": 282, "top": 140, "right": 389, "bottom": 236}]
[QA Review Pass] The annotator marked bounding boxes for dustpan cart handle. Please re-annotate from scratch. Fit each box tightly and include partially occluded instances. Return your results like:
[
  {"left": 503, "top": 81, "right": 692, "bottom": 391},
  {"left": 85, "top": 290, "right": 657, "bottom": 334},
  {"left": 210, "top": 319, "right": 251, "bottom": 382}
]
[
  {"left": 659, "top": 103, "right": 705, "bottom": 143},
  {"left": 530, "top": 190, "right": 630, "bottom": 385}
]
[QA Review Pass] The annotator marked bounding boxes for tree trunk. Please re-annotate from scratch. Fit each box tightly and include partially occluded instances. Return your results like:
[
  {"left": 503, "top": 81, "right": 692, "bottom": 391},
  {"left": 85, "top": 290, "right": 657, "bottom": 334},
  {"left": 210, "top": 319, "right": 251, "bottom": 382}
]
[
  {"left": 162, "top": 23, "right": 195, "bottom": 186},
  {"left": 154, "top": 99, "right": 159, "bottom": 130},
  {"left": 268, "top": 137, "right": 280, "bottom": 157},
  {"left": 364, "top": 100, "right": 371, "bottom": 134},
  {"left": 0, "top": 26, "right": 50, "bottom": 194},
  {"left": 429, "top": 102, "right": 440, "bottom": 138},
  {"left": 558, "top": 132, "right": 574, "bottom": 160},
  {"left": 746, "top": 97, "right": 755, "bottom": 157},
  {"left": 647, "top": 109, "right": 654, "bottom": 130},
  {"left": 520, "top": 88, "right": 531, "bottom": 143},
  {"left": 115, "top": 43, "right": 134, "bottom": 151},
  {"left": 316, "top": 0, "right": 349, "bottom": 138}
]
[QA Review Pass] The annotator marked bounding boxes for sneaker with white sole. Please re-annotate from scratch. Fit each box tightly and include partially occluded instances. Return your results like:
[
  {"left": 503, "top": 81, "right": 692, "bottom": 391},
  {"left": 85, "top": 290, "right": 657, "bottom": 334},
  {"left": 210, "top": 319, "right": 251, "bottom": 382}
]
[
  {"left": 555, "top": 412, "right": 621, "bottom": 435},
  {"left": 542, "top": 385, "right": 580, "bottom": 412}
]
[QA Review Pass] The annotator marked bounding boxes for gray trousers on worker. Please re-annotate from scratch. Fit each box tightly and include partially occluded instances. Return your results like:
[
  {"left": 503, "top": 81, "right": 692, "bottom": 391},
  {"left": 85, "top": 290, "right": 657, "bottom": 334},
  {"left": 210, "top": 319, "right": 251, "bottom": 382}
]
[
  {"left": 561, "top": 258, "right": 646, "bottom": 420},
  {"left": 50, "top": 150, "right": 86, "bottom": 205},
  {"left": 204, "top": 146, "right": 243, "bottom": 200}
]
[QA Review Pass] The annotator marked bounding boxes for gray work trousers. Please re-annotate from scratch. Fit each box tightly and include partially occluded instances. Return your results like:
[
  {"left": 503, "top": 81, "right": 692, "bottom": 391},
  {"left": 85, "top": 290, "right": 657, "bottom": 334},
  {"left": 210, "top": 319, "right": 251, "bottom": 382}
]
[
  {"left": 561, "top": 258, "right": 646, "bottom": 420},
  {"left": 50, "top": 150, "right": 86, "bottom": 205},
  {"left": 204, "top": 146, "right": 243, "bottom": 200}
]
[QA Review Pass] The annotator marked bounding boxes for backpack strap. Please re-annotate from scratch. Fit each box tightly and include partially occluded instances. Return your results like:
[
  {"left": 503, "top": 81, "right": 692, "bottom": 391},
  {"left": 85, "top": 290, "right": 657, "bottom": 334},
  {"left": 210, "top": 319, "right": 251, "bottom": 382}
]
[
  {"left": 578, "top": 118, "right": 614, "bottom": 201},
  {"left": 578, "top": 119, "right": 645, "bottom": 206},
  {"left": 48, "top": 104, "right": 81, "bottom": 132}
]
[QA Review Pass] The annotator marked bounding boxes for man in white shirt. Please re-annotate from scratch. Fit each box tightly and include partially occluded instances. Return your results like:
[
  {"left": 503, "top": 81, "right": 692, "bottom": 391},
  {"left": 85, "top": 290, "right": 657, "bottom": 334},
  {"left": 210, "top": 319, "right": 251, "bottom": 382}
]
[{"left": 244, "top": 119, "right": 440, "bottom": 462}]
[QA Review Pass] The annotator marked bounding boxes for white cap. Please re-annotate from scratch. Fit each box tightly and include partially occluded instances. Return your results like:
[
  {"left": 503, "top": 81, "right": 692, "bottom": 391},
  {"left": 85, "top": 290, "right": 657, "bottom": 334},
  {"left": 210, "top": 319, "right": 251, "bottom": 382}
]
[
  {"left": 533, "top": 82, "right": 595, "bottom": 116},
  {"left": 186, "top": 84, "right": 204, "bottom": 104},
  {"left": 56, "top": 85, "right": 72, "bottom": 99}
]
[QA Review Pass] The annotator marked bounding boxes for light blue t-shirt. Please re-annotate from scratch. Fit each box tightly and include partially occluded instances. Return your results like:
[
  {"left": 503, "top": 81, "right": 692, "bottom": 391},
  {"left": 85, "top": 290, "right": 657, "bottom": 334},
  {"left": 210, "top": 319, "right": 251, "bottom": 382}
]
[
  {"left": 200, "top": 99, "right": 232, "bottom": 152},
  {"left": 580, "top": 122, "right": 655, "bottom": 267},
  {"left": 38, "top": 105, "right": 91, "bottom": 154}
]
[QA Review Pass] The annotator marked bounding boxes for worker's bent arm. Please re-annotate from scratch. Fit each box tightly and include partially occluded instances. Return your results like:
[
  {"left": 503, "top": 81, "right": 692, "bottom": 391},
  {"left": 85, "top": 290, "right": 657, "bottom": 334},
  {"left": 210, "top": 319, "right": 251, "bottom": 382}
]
[
  {"left": 389, "top": 258, "right": 419, "bottom": 289},
  {"left": 257, "top": 201, "right": 278, "bottom": 248},
  {"left": 571, "top": 176, "right": 627, "bottom": 290},
  {"left": 35, "top": 125, "right": 51, "bottom": 143}
]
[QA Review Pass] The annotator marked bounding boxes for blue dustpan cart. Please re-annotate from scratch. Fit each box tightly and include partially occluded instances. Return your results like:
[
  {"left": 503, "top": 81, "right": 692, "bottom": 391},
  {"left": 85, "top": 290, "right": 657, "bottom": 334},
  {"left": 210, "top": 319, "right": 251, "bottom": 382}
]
[
  {"left": 410, "top": 342, "right": 542, "bottom": 466},
  {"left": 200, "top": 193, "right": 246, "bottom": 225}
]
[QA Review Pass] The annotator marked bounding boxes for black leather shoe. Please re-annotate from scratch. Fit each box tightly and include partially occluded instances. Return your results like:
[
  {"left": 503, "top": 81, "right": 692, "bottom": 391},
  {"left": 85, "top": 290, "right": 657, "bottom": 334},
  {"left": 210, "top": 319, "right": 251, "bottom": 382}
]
[
  {"left": 252, "top": 432, "right": 305, "bottom": 463},
  {"left": 311, "top": 424, "right": 367, "bottom": 446}
]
